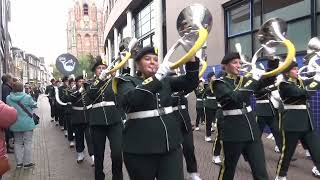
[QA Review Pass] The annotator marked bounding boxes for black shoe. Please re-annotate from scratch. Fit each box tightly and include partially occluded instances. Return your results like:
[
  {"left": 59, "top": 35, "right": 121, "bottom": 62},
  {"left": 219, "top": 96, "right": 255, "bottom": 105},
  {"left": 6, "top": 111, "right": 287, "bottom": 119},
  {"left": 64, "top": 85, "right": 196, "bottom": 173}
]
[
  {"left": 24, "top": 163, "right": 35, "bottom": 169},
  {"left": 16, "top": 164, "right": 23, "bottom": 168}
]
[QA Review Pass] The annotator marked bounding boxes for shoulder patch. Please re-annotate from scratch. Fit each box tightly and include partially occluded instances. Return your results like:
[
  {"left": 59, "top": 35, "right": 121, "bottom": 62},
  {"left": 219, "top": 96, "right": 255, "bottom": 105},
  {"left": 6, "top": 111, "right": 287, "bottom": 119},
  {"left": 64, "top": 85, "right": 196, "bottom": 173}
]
[
  {"left": 93, "top": 79, "right": 100, "bottom": 86},
  {"left": 142, "top": 77, "right": 154, "bottom": 85},
  {"left": 244, "top": 79, "right": 253, "bottom": 87},
  {"left": 309, "top": 81, "right": 318, "bottom": 89}
]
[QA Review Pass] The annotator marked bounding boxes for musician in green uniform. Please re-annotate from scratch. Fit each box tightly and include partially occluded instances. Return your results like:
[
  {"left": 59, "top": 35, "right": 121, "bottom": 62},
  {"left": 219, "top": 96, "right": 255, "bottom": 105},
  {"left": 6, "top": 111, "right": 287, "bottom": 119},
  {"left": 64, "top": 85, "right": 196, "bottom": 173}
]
[
  {"left": 203, "top": 72, "right": 218, "bottom": 142},
  {"left": 171, "top": 85, "right": 201, "bottom": 180},
  {"left": 212, "top": 52, "right": 268, "bottom": 180},
  {"left": 194, "top": 79, "right": 205, "bottom": 130},
  {"left": 45, "top": 79, "right": 56, "bottom": 122},
  {"left": 68, "top": 75, "right": 94, "bottom": 165},
  {"left": 86, "top": 56, "right": 123, "bottom": 180},
  {"left": 275, "top": 62, "right": 320, "bottom": 180},
  {"left": 58, "top": 76, "right": 69, "bottom": 132},
  {"left": 114, "top": 46, "right": 199, "bottom": 180},
  {"left": 255, "top": 59, "right": 282, "bottom": 153}
]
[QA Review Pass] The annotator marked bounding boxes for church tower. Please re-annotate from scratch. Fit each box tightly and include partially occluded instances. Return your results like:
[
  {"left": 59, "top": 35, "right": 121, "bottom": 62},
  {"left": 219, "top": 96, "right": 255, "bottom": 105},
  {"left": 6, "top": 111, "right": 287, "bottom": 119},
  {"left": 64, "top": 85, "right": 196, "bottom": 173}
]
[{"left": 67, "top": 0, "right": 105, "bottom": 57}]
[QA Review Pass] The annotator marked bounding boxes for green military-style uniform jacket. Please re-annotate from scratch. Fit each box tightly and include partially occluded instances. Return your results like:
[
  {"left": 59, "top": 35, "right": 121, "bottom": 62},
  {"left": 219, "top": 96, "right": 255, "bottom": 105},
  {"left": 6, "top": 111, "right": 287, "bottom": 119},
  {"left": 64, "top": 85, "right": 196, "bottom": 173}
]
[
  {"left": 68, "top": 87, "right": 91, "bottom": 125},
  {"left": 255, "top": 87, "right": 276, "bottom": 117},
  {"left": 212, "top": 74, "right": 262, "bottom": 142},
  {"left": 86, "top": 77, "right": 123, "bottom": 126},
  {"left": 279, "top": 77, "right": 320, "bottom": 132},
  {"left": 203, "top": 85, "right": 218, "bottom": 109},
  {"left": 194, "top": 87, "right": 205, "bottom": 109},
  {"left": 115, "top": 61, "right": 199, "bottom": 154},
  {"left": 171, "top": 92, "right": 192, "bottom": 133}
]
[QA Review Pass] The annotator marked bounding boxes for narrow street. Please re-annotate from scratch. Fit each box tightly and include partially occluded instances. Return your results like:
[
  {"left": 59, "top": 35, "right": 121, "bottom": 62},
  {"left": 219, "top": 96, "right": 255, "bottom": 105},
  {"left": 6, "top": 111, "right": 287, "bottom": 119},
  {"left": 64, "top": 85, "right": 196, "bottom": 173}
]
[{"left": 3, "top": 94, "right": 319, "bottom": 180}]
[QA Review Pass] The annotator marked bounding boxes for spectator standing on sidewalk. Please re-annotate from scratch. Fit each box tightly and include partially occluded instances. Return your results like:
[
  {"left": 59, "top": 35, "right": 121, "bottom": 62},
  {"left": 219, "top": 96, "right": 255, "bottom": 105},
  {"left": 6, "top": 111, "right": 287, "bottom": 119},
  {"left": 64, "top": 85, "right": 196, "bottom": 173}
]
[
  {"left": 6, "top": 81, "right": 37, "bottom": 169},
  {"left": 1, "top": 74, "right": 14, "bottom": 153}
]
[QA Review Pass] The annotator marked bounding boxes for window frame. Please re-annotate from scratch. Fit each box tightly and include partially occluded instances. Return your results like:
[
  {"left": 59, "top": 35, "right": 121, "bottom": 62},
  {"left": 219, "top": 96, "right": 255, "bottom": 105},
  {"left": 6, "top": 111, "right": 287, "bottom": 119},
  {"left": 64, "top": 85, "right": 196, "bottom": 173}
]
[{"left": 224, "top": 0, "right": 317, "bottom": 57}]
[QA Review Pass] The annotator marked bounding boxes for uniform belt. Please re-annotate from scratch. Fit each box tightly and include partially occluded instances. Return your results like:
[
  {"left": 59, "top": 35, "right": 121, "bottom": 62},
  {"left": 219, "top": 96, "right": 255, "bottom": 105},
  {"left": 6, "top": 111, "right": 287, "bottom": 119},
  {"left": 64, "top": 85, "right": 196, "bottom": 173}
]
[
  {"left": 206, "top": 96, "right": 216, "bottom": 100},
  {"left": 92, "top": 101, "right": 115, "bottom": 108},
  {"left": 172, "top": 105, "right": 186, "bottom": 111},
  {"left": 283, "top": 104, "right": 307, "bottom": 110},
  {"left": 223, "top": 106, "right": 252, "bottom": 116},
  {"left": 72, "top": 104, "right": 92, "bottom": 110},
  {"left": 196, "top": 98, "right": 203, "bottom": 101},
  {"left": 127, "top": 106, "right": 174, "bottom": 120},
  {"left": 256, "top": 100, "right": 269, "bottom": 104}
]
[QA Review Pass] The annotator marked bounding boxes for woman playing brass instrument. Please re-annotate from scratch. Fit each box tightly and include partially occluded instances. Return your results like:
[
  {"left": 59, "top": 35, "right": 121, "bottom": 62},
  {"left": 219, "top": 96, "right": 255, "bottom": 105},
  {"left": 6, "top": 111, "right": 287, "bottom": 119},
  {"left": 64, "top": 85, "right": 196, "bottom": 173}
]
[
  {"left": 114, "top": 46, "right": 199, "bottom": 180},
  {"left": 212, "top": 52, "right": 269, "bottom": 180},
  {"left": 275, "top": 62, "right": 320, "bottom": 180}
]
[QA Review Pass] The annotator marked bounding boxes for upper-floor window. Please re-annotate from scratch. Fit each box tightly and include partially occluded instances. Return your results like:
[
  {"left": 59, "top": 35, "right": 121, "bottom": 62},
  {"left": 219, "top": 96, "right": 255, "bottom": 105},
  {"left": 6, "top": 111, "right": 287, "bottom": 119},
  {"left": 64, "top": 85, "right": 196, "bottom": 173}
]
[
  {"left": 225, "top": 0, "right": 316, "bottom": 58},
  {"left": 134, "top": 1, "right": 155, "bottom": 39},
  {"left": 83, "top": 3, "right": 89, "bottom": 15}
]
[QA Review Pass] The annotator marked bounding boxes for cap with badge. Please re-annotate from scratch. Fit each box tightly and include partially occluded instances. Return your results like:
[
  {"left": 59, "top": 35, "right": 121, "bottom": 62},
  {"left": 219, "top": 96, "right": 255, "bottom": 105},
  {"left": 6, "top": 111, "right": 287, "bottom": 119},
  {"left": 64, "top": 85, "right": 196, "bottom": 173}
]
[
  {"left": 134, "top": 46, "right": 158, "bottom": 62},
  {"left": 221, "top": 52, "right": 241, "bottom": 65},
  {"left": 91, "top": 56, "right": 107, "bottom": 72}
]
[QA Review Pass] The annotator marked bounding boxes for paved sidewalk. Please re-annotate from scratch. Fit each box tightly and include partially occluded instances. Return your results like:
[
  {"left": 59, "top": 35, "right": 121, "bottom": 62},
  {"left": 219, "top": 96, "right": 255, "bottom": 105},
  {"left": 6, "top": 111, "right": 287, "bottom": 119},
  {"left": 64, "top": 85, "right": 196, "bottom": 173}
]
[{"left": 3, "top": 94, "right": 319, "bottom": 180}]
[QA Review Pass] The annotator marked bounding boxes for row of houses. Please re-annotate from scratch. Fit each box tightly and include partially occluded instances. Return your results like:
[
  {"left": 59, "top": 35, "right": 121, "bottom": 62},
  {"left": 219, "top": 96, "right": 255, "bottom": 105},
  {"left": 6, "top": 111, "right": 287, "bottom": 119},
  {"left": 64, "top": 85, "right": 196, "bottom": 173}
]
[{"left": 10, "top": 47, "right": 52, "bottom": 88}]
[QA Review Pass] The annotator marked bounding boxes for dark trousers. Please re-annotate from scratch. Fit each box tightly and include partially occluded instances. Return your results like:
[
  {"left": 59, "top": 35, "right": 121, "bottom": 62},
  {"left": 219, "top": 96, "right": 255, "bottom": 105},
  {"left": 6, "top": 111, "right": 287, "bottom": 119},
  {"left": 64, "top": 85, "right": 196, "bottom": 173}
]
[
  {"left": 204, "top": 108, "right": 216, "bottom": 137},
  {"left": 124, "top": 147, "right": 184, "bottom": 180},
  {"left": 182, "top": 131, "right": 197, "bottom": 173},
  {"left": 65, "top": 114, "right": 74, "bottom": 141},
  {"left": 257, "top": 115, "right": 282, "bottom": 149},
  {"left": 57, "top": 107, "right": 64, "bottom": 126},
  {"left": 5, "top": 128, "right": 13, "bottom": 150},
  {"left": 276, "top": 131, "right": 320, "bottom": 177},
  {"left": 218, "top": 140, "right": 268, "bottom": 180},
  {"left": 73, "top": 124, "right": 94, "bottom": 156},
  {"left": 91, "top": 123, "right": 123, "bottom": 180},
  {"left": 195, "top": 108, "right": 205, "bottom": 127},
  {"left": 212, "top": 136, "right": 221, "bottom": 156}
]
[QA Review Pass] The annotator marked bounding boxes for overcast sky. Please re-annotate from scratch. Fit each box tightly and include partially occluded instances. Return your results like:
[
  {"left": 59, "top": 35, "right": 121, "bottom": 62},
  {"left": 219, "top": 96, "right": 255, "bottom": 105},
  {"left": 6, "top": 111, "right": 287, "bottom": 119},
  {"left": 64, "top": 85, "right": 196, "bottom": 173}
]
[{"left": 9, "top": 0, "right": 103, "bottom": 65}]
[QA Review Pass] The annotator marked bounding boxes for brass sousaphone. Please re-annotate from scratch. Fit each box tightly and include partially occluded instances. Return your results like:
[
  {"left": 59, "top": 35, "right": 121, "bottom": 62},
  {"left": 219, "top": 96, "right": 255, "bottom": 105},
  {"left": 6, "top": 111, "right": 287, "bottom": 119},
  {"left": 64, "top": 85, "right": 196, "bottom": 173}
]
[
  {"left": 163, "top": 4, "right": 212, "bottom": 74},
  {"left": 236, "top": 18, "right": 296, "bottom": 78}
]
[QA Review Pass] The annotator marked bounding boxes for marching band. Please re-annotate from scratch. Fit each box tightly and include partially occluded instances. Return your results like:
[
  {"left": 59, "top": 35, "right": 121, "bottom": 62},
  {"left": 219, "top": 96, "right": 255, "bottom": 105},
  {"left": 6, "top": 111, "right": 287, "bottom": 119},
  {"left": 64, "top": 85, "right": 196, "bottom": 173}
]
[{"left": 43, "top": 4, "right": 320, "bottom": 180}]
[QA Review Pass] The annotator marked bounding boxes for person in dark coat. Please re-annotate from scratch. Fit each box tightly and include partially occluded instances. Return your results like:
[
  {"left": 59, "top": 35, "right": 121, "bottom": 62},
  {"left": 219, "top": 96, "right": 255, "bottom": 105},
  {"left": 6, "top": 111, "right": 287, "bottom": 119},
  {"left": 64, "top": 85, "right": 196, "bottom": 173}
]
[
  {"left": 212, "top": 52, "right": 269, "bottom": 180},
  {"left": 1, "top": 74, "right": 14, "bottom": 153},
  {"left": 86, "top": 56, "right": 124, "bottom": 180},
  {"left": 67, "top": 75, "right": 94, "bottom": 165},
  {"left": 113, "top": 46, "right": 199, "bottom": 180},
  {"left": 275, "top": 62, "right": 320, "bottom": 180}
]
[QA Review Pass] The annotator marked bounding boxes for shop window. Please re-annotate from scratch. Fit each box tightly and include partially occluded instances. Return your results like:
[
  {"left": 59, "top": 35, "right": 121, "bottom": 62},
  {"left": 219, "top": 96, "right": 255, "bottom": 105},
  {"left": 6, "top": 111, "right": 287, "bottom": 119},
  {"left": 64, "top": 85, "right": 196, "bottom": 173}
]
[
  {"left": 253, "top": 0, "right": 261, "bottom": 29},
  {"left": 318, "top": 15, "right": 320, "bottom": 35},
  {"left": 287, "top": 19, "right": 311, "bottom": 52}
]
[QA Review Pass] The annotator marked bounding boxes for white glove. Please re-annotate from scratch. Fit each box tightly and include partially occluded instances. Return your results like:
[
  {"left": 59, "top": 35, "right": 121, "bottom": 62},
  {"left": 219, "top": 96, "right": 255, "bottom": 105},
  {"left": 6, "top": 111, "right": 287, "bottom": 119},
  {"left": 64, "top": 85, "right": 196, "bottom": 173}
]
[
  {"left": 155, "top": 62, "right": 172, "bottom": 81},
  {"left": 99, "top": 69, "right": 109, "bottom": 80},
  {"left": 79, "top": 86, "right": 84, "bottom": 93},
  {"left": 251, "top": 68, "right": 265, "bottom": 80},
  {"left": 314, "top": 71, "right": 320, "bottom": 82}
]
